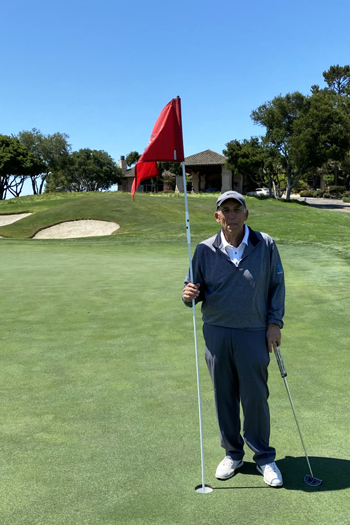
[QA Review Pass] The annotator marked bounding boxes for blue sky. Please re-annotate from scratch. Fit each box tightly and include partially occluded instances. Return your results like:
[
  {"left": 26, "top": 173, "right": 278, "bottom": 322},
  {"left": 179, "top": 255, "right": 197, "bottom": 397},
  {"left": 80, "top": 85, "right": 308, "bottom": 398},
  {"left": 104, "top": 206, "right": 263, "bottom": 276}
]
[{"left": 1, "top": 0, "right": 349, "bottom": 195}]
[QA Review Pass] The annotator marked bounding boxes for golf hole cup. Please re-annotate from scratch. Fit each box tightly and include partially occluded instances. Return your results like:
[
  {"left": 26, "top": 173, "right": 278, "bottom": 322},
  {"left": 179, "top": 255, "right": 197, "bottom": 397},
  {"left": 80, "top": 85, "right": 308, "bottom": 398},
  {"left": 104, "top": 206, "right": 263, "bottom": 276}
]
[{"left": 195, "top": 484, "right": 213, "bottom": 493}]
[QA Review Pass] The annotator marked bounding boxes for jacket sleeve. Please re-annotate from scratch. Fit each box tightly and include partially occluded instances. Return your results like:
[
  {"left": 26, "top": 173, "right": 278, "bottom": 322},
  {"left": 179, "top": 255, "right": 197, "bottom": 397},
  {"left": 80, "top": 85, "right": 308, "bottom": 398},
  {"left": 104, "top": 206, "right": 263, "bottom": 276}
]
[
  {"left": 267, "top": 240, "right": 285, "bottom": 327},
  {"left": 182, "top": 244, "right": 205, "bottom": 308}
]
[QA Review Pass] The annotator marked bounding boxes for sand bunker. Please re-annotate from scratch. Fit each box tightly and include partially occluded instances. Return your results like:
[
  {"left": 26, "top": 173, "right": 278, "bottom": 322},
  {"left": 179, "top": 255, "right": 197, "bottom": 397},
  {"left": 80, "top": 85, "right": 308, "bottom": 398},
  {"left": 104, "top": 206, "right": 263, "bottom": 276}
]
[
  {"left": 0, "top": 213, "right": 33, "bottom": 238},
  {"left": 0, "top": 213, "right": 32, "bottom": 226},
  {"left": 33, "top": 220, "right": 120, "bottom": 239}
]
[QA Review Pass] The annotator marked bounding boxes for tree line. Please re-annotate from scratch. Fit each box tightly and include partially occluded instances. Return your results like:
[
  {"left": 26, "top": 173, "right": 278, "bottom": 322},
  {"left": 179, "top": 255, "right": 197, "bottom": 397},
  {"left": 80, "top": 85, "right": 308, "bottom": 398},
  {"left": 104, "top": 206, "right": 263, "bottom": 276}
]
[
  {"left": 2, "top": 65, "right": 350, "bottom": 200},
  {"left": 0, "top": 129, "right": 123, "bottom": 200},
  {"left": 224, "top": 65, "right": 350, "bottom": 199},
  {"left": 124, "top": 65, "right": 350, "bottom": 199}
]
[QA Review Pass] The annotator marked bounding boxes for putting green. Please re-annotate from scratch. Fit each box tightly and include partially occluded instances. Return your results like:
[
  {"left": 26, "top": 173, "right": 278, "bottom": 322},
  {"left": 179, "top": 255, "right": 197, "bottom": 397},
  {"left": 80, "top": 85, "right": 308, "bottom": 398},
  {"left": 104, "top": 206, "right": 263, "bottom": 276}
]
[{"left": 0, "top": 240, "right": 349, "bottom": 524}]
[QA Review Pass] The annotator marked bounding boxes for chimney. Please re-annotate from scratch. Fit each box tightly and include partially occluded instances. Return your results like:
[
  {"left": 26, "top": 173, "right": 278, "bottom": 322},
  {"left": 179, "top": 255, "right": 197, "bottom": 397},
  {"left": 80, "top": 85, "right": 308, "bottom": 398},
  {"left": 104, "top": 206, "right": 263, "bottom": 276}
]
[{"left": 118, "top": 156, "right": 127, "bottom": 172}]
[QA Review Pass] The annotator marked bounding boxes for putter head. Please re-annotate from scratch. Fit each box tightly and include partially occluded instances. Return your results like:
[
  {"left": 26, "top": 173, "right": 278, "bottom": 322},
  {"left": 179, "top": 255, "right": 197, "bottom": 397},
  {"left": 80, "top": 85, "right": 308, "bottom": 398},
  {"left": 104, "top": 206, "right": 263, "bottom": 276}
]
[{"left": 304, "top": 474, "right": 322, "bottom": 487}]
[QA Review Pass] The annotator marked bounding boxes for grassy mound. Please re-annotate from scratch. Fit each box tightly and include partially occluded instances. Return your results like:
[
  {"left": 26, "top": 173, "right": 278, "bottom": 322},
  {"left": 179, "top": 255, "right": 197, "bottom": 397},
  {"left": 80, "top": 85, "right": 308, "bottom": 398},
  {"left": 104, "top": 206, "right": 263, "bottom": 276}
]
[{"left": 0, "top": 192, "right": 350, "bottom": 253}]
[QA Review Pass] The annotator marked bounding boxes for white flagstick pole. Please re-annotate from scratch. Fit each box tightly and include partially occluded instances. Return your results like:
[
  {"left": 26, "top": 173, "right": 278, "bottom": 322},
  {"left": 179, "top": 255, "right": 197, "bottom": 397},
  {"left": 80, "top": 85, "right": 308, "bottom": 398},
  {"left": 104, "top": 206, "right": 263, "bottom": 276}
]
[{"left": 181, "top": 161, "right": 213, "bottom": 494}]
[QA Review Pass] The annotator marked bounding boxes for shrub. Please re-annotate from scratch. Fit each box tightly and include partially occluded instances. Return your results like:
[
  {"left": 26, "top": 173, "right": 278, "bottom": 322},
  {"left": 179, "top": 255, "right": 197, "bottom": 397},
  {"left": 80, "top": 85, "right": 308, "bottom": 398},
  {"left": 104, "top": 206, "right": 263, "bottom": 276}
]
[
  {"left": 323, "top": 193, "right": 332, "bottom": 198},
  {"left": 314, "top": 189, "right": 325, "bottom": 198},
  {"left": 294, "top": 180, "right": 309, "bottom": 193},
  {"left": 328, "top": 185, "right": 345, "bottom": 194},
  {"left": 300, "top": 190, "right": 314, "bottom": 197}
]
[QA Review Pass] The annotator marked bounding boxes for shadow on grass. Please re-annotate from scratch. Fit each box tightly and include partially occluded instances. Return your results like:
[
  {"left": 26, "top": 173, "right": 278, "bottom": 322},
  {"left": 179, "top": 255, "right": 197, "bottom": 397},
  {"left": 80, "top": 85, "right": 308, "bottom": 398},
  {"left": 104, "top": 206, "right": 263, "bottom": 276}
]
[
  {"left": 277, "top": 455, "right": 349, "bottom": 492},
  {"left": 211, "top": 457, "right": 349, "bottom": 492}
]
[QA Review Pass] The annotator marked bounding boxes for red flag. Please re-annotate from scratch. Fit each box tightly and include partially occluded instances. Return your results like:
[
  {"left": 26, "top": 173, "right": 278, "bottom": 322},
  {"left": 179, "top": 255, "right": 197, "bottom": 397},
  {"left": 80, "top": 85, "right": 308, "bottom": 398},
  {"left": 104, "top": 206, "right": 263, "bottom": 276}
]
[
  {"left": 131, "top": 161, "right": 159, "bottom": 198},
  {"left": 131, "top": 97, "right": 184, "bottom": 198}
]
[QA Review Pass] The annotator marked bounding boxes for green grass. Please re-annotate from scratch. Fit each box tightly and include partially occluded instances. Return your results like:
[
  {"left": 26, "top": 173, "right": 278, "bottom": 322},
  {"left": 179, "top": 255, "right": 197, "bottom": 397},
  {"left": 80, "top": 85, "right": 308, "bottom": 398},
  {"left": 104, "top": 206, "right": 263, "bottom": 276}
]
[
  {"left": 1, "top": 192, "right": 350, "bottom": 260},
  {"left": 0, "top": 193, "right": 350, "bottom": 524}
]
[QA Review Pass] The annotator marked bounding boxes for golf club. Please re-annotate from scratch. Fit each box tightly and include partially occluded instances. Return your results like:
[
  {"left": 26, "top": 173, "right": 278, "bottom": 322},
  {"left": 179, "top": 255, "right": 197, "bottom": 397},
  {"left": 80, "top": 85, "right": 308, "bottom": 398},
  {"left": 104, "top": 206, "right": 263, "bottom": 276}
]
[{"left": 275, "top": 346, "right": 322, "bottom": 487}]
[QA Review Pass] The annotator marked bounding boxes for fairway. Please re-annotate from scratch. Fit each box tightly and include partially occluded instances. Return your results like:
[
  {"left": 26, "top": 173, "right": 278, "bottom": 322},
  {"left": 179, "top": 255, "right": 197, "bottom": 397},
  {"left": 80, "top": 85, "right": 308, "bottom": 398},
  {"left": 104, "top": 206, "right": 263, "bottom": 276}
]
[{"left": 0, "top": 196, "right": 350, "bottom": 524}]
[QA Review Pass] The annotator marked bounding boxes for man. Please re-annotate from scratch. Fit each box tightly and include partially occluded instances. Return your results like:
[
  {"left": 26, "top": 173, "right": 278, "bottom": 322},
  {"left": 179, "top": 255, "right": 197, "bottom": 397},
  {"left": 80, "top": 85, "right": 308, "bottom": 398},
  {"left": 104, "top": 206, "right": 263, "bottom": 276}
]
[{"left": 183, "top": 191, "right": 285, "bottom": 487}]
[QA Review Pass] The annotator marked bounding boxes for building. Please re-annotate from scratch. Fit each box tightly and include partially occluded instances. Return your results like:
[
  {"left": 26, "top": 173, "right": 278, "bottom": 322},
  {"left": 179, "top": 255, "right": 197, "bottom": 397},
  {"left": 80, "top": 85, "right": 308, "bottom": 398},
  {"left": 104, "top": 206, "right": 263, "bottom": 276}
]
[
  {"left": 119, "top": 149, "right": 243, "bottom": 194},
  {"left": 175, "top": 149, "right": 242, "bottom": 193}
]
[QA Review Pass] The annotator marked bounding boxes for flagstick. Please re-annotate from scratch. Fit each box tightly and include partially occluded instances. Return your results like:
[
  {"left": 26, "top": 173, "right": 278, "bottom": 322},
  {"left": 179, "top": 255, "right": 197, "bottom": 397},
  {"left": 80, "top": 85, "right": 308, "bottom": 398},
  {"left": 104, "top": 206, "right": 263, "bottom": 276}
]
[{"left": 182, "top": 162, "right": 213, "bottom": 494}]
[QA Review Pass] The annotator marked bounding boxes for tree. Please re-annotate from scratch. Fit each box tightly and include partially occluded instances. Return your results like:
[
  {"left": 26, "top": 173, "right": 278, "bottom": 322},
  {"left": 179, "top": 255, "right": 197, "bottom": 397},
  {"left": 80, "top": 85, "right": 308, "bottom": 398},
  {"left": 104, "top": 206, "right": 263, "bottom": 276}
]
[
  {"left": 223, "top": 137, "right": 283, "bottom": 196},
  {"left": 125, "top": 151, "right": 140, "bottom": 167},
  {"left": 341, "top": 151, "right": 350, "bottom": 189},
  {"left": 45, "top": 148, "right": 123, "bottom": 193},
  {"left": 158, "top": 161, "right": 182, "bottom": 176},
  {"left": 0, "top": 135, "right": 45, "bottom": 199},
  {"left": 158, "top": 161, "right": 182, "bottom": 189},
  {"left": 17, "top": 128, "right": 71, "bottom": 194},
  {"left": 312, "top": 65, "right": 350, "bottom": 186},
  {"left": 323, "top": 65, "right": 350, "bottom": 95},
  {"left": 251, "top": 90, "right": 350, "bottom": 199}
]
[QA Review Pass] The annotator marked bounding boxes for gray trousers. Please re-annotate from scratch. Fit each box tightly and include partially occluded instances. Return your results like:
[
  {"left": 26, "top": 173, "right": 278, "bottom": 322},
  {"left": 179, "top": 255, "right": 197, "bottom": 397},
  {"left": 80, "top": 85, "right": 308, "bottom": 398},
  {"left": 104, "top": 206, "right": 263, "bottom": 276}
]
[{"left": 203, "top": 323, "right": 276, "bottom": 465}]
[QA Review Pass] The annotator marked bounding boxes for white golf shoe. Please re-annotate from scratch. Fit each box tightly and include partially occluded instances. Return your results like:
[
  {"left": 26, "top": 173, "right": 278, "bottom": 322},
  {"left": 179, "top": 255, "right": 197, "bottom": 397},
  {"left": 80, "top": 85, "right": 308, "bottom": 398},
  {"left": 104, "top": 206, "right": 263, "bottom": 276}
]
[
  {"left": 256, "top": 462, "right": 283, "bottom": 487},
  {"left": 215, "top": 456, "right": 244, "bottom": 480}
]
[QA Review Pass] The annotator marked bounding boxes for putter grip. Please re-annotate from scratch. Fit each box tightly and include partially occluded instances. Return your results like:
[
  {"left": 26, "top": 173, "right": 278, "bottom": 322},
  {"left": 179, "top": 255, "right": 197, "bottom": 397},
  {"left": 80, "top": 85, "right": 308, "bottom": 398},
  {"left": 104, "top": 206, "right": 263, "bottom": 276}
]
[{"left": 276, "top": 346, "right": 287, "bottom": 378}]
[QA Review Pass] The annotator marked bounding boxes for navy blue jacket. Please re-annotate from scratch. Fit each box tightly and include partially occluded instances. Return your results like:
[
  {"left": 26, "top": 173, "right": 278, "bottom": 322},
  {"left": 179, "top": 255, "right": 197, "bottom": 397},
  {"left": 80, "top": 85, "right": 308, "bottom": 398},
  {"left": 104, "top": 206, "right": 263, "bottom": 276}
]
[{"left": 183, "top": 227, "right": 285, "bottom": 330}]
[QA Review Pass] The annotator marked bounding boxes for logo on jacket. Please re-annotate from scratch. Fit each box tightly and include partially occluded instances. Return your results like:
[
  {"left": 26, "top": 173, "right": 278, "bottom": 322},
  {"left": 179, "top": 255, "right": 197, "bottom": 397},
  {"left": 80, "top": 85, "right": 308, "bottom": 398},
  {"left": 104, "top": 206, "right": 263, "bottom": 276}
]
[{"left": 276, "top": 264, "right": 284, "bottom": 275}]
